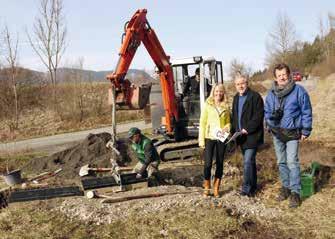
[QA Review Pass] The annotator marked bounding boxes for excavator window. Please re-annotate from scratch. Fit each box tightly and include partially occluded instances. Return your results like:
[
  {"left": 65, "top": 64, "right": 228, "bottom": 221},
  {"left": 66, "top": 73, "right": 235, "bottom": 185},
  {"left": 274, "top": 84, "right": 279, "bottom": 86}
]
[{"left": 172, "top": 66, "right": 185, "bottom": 95}]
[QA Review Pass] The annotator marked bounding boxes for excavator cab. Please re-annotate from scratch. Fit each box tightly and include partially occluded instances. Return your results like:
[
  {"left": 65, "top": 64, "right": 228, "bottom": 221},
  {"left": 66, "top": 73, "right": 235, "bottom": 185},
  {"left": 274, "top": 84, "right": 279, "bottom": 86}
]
[
  {"left": 150, "top": 56, "right": 224, "bottom": 160},
  {"left": 151, "top": 56, "right": 223, "bottom": 138}
]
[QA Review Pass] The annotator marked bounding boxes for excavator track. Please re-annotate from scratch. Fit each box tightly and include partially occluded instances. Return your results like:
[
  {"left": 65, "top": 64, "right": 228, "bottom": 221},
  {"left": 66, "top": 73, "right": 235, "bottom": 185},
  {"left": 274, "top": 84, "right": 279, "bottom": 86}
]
[{"left": 156, "top": 139, "right": 200, "bottom": 161}]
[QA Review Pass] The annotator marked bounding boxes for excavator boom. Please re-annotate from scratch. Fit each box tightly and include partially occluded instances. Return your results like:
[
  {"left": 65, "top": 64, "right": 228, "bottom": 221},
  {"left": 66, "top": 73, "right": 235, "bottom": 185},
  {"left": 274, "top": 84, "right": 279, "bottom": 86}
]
[{"left": 107, "top": 9, "right": 178, "bottom": 133}]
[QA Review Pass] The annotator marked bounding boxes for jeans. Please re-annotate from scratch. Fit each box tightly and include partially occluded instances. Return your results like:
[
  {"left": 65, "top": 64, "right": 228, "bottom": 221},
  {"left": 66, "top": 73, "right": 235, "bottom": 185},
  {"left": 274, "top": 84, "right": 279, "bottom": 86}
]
[
  {"left": 204, "top": 139, "right": 226, "bottom": 180},
  {"left": 273, "top": 136, "right": 301, "bottom": 194},
  {"left": 133, "top": 160, "right": 159, "bottom": 177},
  {"left": 241, "top": 148, "right": 257, "bottom": 194}
]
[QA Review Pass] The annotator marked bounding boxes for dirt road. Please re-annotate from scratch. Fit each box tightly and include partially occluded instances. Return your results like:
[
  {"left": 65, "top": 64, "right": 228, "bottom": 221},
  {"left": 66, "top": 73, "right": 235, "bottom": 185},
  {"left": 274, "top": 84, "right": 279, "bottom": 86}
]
[{"left": 0, "top": 121, "right": 151, "bottom": 154}]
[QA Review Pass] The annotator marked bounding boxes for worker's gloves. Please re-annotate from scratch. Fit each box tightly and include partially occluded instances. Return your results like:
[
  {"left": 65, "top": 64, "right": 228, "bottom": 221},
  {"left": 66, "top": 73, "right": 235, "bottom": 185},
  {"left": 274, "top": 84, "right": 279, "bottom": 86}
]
[
  {"left": 106, "top": 140, "right": 113, "bottom": 148},
  {"left": 136, "top": 173, "right": 143, "bottom": 179}
]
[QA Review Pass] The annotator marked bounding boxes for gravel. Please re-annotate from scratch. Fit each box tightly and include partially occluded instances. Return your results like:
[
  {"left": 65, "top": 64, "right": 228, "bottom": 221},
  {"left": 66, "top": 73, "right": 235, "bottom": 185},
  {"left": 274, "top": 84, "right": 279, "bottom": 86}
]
[{"left": 55, "top": 185, "right": 281, "bottom": 225}]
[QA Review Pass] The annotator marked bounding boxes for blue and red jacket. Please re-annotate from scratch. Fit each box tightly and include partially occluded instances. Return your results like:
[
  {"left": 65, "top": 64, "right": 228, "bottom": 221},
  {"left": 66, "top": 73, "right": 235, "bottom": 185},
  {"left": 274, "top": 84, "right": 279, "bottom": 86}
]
[{"left": 264, "top": 84, "right": 312, "bottom": 136}]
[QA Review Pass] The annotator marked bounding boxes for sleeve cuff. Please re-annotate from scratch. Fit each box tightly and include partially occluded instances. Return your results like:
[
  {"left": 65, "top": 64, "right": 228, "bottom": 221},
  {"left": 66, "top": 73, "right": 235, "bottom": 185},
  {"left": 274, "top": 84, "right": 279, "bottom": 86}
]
[{"left": 301, "top": 128, "right": 312, "bottom": 136}]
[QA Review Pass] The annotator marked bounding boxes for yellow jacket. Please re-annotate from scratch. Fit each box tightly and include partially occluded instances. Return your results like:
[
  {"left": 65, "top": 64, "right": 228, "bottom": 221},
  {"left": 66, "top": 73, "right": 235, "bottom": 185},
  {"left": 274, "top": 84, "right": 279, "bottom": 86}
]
[{"left": 199, "top": 97, "right": 231, "bottom": 147}]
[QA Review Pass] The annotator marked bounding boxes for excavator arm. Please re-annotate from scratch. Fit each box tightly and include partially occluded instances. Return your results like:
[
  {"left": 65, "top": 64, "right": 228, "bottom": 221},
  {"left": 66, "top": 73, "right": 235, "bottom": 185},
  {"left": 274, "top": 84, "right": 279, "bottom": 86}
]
[{"left": 107, "top": 9, "right": 178, "bottom": 133}]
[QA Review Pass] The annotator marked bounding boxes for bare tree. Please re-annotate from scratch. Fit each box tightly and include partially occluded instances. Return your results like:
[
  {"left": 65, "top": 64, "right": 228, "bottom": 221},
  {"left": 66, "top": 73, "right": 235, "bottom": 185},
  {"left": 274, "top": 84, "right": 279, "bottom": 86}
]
[
  {"left": 318, "top": 12, "right": 335, "bottom": 62},
  {"left": 59, "top": 57, "right": 87, "bottom": 122},
  {"left": 27, "top": 0, "right": 67, "bottom": 106},
  {"left": 2, "top": 26, "right": 20, "bottom": 130},
  {"left": 229, "top": 58, "right": 252, "bottom": 80},
  {"left": 266, "top": 12, "right": 297, "bottom": 64}
]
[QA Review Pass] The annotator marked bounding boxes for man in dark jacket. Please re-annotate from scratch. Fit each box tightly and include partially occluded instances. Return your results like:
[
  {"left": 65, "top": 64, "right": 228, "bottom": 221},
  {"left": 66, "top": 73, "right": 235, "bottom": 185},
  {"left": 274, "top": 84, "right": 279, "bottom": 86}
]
[
  {"left": 265, "top": 63, "right": 312, "bottom": 208},
  {"left": 231, "top": 74, "right": 264, "bottom": 197},
  {"left": 128, "top": 127, "right": 160, "bottom": 179}
]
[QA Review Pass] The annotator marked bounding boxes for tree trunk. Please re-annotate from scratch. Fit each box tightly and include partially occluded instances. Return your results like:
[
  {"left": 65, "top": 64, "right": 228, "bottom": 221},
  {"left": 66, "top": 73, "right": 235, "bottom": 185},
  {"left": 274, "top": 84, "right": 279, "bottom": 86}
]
[{"left": 13, "top": 84, "right": 19, "bottom": 129}]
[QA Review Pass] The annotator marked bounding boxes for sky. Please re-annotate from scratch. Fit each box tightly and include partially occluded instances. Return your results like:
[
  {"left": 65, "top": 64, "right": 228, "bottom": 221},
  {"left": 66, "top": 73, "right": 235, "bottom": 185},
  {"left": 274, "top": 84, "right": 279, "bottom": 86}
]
[{"left": 0, "top": 0, "right": 334, "bottom": 75}]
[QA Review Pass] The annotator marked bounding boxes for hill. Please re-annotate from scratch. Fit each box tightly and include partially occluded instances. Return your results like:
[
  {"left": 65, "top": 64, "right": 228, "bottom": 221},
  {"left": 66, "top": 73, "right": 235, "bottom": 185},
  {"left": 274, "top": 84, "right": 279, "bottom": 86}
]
[
  {"left": 56, "top": 68, "right": 156, "bottom": 83},
  {"left": 0, "top": 67, "right": 156, "bottom": 84}
]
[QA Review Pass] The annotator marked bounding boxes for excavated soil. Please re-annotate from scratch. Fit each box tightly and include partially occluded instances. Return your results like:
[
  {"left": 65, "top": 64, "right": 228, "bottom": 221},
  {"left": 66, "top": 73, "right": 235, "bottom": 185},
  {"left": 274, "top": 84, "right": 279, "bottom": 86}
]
[{"left": 22, "top": 133, "right": 137, "bottom": 183}]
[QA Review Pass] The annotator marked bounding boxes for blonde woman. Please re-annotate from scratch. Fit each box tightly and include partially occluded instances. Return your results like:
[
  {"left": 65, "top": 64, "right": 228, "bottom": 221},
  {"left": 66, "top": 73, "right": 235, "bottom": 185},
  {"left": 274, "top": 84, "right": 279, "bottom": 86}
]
[{"left": 199, "top": 83, "right": 231, "bottom": 197}]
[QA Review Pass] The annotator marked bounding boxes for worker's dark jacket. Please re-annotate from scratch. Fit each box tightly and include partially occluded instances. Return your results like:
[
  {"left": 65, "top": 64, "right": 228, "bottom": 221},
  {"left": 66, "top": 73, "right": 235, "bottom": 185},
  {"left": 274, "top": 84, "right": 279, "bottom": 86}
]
[
  {"left": 231, "top": 88, "right": 264, "bottom": 149},
  {"left": 183, "top": 76, "right": 212, "bottom": 98},
  {"left": 183, "top": 76, "right": 200, "bottom": 96},
  {"left": 131, "top": 135, "right": 160, "bottom": 165}
]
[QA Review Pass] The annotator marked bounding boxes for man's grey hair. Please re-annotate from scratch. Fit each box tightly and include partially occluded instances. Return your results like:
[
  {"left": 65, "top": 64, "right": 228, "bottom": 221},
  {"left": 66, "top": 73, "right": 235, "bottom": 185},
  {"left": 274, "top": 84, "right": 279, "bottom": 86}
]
[{"left": 234, "top": 71, "right": 249, "bottom": 83}]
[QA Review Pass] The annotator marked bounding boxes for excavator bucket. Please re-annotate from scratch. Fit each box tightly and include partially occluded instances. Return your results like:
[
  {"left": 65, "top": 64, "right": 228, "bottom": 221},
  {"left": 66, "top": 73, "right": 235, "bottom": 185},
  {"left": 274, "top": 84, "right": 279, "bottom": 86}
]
[
  {"left": 129, "top": 83, "right": 152, "bottom": 109},
  {"left": 108, "top": 83, "right": 152, "bottom": 110}
]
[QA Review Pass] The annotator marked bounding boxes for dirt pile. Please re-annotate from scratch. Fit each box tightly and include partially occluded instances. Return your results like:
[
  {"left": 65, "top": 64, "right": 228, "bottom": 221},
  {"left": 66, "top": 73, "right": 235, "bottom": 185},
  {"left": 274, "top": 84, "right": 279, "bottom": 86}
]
[{"left": 22, "top": 133, "right": 135, "bottom": 182}]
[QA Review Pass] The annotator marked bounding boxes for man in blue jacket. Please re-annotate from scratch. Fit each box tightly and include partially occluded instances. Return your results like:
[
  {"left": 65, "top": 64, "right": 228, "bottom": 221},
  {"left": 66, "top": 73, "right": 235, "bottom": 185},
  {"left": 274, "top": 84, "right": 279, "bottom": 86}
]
[{"left": 265, "top": 63, "right": 312, "bottom": 208}]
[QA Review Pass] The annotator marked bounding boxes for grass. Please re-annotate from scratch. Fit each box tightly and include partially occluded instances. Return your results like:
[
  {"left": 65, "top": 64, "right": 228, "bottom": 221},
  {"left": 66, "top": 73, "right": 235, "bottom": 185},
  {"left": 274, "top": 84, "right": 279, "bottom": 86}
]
[
  {"left": 0, "top": 202, "right": 99, "bottom": 239},
  {"left": 0, "top": 200, "right": 292, "bottom": 239},
  {"left": 0, "top": 81, "right": 145, "bottom": 143},
  {"left": 0, "top": 151, "right": 45, "bottom": 175},
  {"left": 0, "top": 136, "right": 334, "bottom": 238},
  {"left": 1, "top": 74, "right": 335, "bottom": 238},
  {"left": 0, "top": 109, "right": 144, "bottom": 143},
  {"left": 309, "top": 74, "right": 335, "bottom": 145}
]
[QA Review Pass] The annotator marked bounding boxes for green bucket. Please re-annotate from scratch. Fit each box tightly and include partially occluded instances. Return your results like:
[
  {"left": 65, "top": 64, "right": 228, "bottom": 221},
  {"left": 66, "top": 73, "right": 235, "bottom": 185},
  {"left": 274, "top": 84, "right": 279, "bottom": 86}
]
[{"left": 300, "top": 162, "right": 320, "bottom": 198}]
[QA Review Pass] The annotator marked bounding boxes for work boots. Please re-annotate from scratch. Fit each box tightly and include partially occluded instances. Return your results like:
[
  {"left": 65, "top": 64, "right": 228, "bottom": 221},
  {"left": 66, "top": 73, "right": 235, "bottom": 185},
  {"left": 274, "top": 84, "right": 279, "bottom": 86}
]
[
  {"left": 289, "top": 192, "right": 301, "bottom": 208},
  {"left": 203, "top": 179, "right": 211, "bottom": 197},
  {"left": 213, "top": 178, "right": 221, "bottom": 198},
  {"left": 277, "top": 187, "right": 291, "bottom": 201}
]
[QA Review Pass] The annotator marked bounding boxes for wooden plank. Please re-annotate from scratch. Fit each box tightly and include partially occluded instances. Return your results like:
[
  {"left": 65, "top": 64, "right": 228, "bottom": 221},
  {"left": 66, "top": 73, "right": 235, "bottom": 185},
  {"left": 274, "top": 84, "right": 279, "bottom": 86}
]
[
  {"left": 8, "top": 186, "right": 84, "bottom": 203},
  {"left": 101, "top": 190, "right": 201, "bottom": 204}
]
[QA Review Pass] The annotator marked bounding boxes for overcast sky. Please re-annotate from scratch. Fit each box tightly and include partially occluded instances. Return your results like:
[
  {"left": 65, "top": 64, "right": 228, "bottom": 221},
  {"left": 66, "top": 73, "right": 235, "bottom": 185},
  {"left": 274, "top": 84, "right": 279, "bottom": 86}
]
[{"left": 0, "top": 0, "right": 334, "bottom": 75}]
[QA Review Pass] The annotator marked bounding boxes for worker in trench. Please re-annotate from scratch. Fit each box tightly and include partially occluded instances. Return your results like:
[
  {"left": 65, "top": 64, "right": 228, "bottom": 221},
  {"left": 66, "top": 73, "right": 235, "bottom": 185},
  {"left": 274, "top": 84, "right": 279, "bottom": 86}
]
[{"left": 128, "top": 127, "right": 161, "bottom": 183}]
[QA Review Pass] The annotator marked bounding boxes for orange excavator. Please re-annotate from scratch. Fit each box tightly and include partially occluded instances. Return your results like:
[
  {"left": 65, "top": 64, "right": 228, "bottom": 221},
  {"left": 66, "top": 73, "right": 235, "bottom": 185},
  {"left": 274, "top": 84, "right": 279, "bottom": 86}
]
[
  {"left": 107, "top": 9, "right": 224, "bottom": 160},
  {"left": 107, "top": 9, "right": 178, "bottom": 134}
]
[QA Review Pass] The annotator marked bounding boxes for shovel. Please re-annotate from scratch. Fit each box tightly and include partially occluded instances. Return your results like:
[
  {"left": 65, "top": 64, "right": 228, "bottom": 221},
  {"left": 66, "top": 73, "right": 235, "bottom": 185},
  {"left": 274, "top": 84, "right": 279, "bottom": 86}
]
[
  {"left": 28, "top": 168, "right": 62, "bottom": 183},
  {"left": 79, "top": 164, "right": 113, "bottom": 177},
  {"left": 79, "top": 163, "right": 133, "bottom": 177}
]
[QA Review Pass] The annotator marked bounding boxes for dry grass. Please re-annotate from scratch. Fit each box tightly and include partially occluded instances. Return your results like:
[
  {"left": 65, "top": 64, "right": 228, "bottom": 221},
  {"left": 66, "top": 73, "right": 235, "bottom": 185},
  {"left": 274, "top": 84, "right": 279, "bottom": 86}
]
[
  {"left": 0, "top": 151, "right": 45, "bottom": 175},
  {"left": 0, "top": 135, "right": 334, "bottom": 238},
  {"left": 309, "top": 74, "right": 335, "bottom": 146},
  {"left": 271, "top": 187, "right": 335, "bottom": 239},
  {"left": 0, "top": 74, "right": 335, "bottom": 238},
  {"left": 0, "top": 82, "right": 145, "bottom": 142},
  {"left": 0, "top": 201, "right": 99, "bottom": 239},
  {"left": 0, "top": 199, "right": 292, "bottom": 239},
  {"left": 311, "top": 56, "right": 335, "bottom": 78}
]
